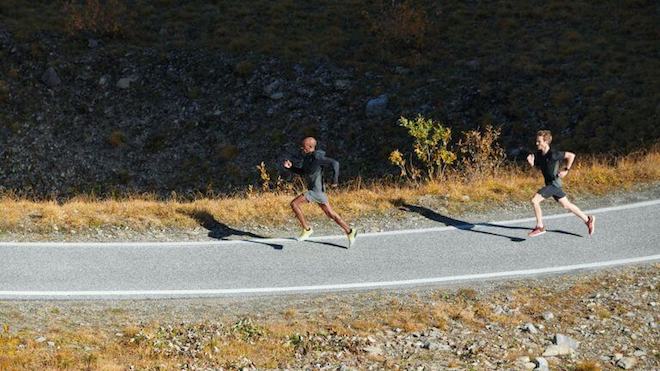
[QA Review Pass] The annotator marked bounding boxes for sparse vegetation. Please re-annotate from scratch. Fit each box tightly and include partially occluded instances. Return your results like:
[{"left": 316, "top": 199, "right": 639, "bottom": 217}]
[
  {"left": 0, "top": 265, "right": 657, "bottom": 369},
  {"left": 0, "top": 150, "right": 657, "bottom": 235},
  {"left": 62, "top": 0, "right": 131, "bottom": 38},
  {"left": 457, "top": 124, "right": 506, "bottom": 180},
  {"left": 391, "top": 115, "right": 456, "bottom": 181}
]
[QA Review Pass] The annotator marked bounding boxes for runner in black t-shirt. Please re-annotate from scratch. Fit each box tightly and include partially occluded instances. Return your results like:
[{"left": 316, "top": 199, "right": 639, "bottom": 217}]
[
  {"left": 284, "top": 137, "right": 357, "bottom": 248},
  {"left": 526, "top": 130, "right": 595, "bottom": 237}
]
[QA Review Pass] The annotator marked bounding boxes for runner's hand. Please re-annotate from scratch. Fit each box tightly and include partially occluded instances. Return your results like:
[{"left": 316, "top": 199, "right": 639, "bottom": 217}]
[
  {"left": 526, "top": 154, "right": 535, "bottom": 166},
  {"left": 283, "top": 160, "right": 292, "bottom": 168},
  {"left": 558, "top": 170, "right": 568, "bottom": 178}
]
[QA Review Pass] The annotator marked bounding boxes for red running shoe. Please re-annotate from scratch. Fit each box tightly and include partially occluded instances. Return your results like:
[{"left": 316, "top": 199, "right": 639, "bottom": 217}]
[
  {"left": 586, "top": 215, "right": 595, "bottom": 237},
  {"left": 528, "top": 226, "right": 546, "bottom": 237}
]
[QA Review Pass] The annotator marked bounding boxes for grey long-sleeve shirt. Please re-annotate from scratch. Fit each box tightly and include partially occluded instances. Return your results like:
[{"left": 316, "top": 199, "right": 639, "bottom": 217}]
[{"left": 288, "top": 150, "right": 339, "bottom": 193}]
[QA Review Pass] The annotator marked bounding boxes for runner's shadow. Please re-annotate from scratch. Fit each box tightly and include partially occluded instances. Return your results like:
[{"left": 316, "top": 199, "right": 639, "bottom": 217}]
[
  {"left": 400, "top": 204, "right": 526, "bottom": 242},
  {"left": 304, "top": 239, "right": 348, "bottom": 249},
  {"left": 186, "top": 210, "right": 283, "bottom": 250},
  {"left": 481, "top": 223, "right": 583, "bottom": 238}
]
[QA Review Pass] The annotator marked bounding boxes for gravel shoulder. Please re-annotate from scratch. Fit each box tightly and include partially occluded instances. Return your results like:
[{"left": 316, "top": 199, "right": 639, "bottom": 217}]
[{"left": 0, "top": 264, "right": 657, "bottom": 369}]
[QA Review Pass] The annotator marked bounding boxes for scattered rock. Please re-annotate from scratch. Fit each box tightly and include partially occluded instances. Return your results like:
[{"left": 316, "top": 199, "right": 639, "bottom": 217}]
[
  {"left": 543, "top": 344, "right": 574, "bottom": 357},
  {"left": 365, "top": 94, "right": 388, "bottom": 117},
  {"left": 269, "top": 92, "right": 284, "bottom": 100},
  {"left": 394, "top": 66, "right": 410, "bottom": 75},
  {"left": 554, "top": 334, "right": 579, "bottom": 351},
  {"left": 263, "top": 79, "right": 282, "bottom": 95},
  {"left": 116, "top": 76, "right": 138, "bottom": 89},
  {"left": 364, "top": 345, "right": 383, "bottom": 356},
  {"left": 616, "top": 357, "right": 637, "bottom": 369},
  {"left": 41, "top": 67, "right": 61, "bottom": 87},
  {"left": 534, "top": 357, "right": 549, "bottom": 371},
  {"left": 334, "top": 79, "right": 350, "bottom": 90},
  {"left": 522, "top": 323, "right": 538, "bottom": 334},
  {"left": 422, "top": 341, "right": 451, "bottom": 351}
]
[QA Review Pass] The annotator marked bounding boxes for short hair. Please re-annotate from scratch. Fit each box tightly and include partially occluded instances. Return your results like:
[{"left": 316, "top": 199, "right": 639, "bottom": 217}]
[{"left": 536, "top": 130, "right": 552, "bottom": 144}]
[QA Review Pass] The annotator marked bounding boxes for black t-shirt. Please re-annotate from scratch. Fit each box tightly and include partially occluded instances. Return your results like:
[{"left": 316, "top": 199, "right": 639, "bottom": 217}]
[{"left": 534, "top": 148, "right": 565, "bottom": 187}]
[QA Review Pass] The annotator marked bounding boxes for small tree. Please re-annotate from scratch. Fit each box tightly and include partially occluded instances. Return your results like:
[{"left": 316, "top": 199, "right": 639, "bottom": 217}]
[{"left": 391, "top": 115, "right": 456, "bottom": 181}]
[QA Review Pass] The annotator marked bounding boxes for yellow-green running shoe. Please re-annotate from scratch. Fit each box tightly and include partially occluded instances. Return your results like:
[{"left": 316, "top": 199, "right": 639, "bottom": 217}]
[
  {"left": 296, "top": 228, "right": 313, "bottom": 241},
  {"left": 347, "top": 228, "right": 357, "bottom": 248}
]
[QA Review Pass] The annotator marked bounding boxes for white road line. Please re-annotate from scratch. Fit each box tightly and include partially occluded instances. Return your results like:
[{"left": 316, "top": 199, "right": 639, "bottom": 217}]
[
  {"left": 1, "top": 255, "right": 658, "bottom": 298},
  {"left": 0, "top": 199, "right": 658, "bottom": 247}
]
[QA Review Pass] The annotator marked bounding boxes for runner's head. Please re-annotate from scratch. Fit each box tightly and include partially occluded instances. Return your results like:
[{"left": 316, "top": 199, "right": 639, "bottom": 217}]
[
  {"left": 535, "top": 130, "right": 552, "bottom": 151},
  {"left": 301, "top": 137, "right": 317, "bottom": 154}
]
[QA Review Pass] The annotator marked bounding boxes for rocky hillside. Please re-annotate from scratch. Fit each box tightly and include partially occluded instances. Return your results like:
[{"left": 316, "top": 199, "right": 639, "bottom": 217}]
[{"left": 0, "top": 1, "right": 658, "bottom": 198}]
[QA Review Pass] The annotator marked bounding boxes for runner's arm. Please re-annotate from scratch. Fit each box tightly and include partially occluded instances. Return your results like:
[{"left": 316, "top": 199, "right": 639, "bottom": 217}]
[
  {"left": 563, "top": 152, "right": 575, "bottom": 171},
  {"left": 558, "top": 151, "right": 575, "bottom": 178},
  {"left": 283, "top": 159, "right": 304, "bottom": 175},
  {"left": 319, "top": 156, "right": 340, "bottom": 185}
]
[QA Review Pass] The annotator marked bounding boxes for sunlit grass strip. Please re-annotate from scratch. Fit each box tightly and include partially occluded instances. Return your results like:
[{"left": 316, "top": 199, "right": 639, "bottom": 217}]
[{"left": 0, "top": 152, "right": 658, "bottom": 234}]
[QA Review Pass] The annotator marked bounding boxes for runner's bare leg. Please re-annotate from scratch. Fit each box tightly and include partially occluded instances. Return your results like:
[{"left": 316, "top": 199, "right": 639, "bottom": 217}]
[
  {"left": 318, "top": 202, "right": 351, "bottom": 234},
  {"left": 557, "top": 197, "right": 589, "bottom": 223},
  {"left": 531, "top": 193, "right": 545, "bottom": 227},
  {"left": 290, "top": 194, "right": 311, "bottom": 230}
]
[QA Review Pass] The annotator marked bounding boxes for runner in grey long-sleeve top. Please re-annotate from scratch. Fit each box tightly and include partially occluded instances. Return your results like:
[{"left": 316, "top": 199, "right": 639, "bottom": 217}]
[{"left": 284, "top": 137, "right": 357, "bottom": 247}]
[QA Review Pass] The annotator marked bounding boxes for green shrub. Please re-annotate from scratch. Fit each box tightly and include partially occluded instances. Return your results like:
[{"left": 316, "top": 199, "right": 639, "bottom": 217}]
[{"left": 391, "top": 115, "right": 456, "bottom": 181}]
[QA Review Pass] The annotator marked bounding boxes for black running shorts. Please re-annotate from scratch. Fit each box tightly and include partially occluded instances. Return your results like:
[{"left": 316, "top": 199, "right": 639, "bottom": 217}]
[{"left": 538, "top": 185, "right": 567, "bottom": 201}]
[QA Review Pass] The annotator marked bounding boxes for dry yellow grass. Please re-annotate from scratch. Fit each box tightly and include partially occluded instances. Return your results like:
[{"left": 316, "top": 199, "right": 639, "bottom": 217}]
[{"left": 0, "top": 152, "right": 658, "bottom": 235}]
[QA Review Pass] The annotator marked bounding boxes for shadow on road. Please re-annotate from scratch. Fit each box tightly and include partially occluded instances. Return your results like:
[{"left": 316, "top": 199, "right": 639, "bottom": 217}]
[
  {"left": 401, "top": 204, "right": 583, "bottom": 240},
  {"left": 186, "top": 210, "right": 284, "bottom": 250},
  {"left": 480, "top": 222, "right": 583, "bottom": 238},
  {"left": 400, "top": 204, "right": 526, "bottom": 242},
  {"left": 304, "top": 239, "right": 348, "bottom": 249}
]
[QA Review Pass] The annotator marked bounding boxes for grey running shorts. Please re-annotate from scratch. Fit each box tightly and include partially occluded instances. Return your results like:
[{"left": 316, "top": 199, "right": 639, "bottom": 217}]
[
  {"left": 538, "top": 185, "right": 566, "bottom": 201},
  {"left": 304, "top": 190, "right": 328, "bottom": 204}
]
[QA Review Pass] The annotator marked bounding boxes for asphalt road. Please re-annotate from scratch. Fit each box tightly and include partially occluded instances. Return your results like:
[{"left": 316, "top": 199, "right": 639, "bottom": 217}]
[{"left": 1, "top": 200, "right": 658, "bottom": 300}]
